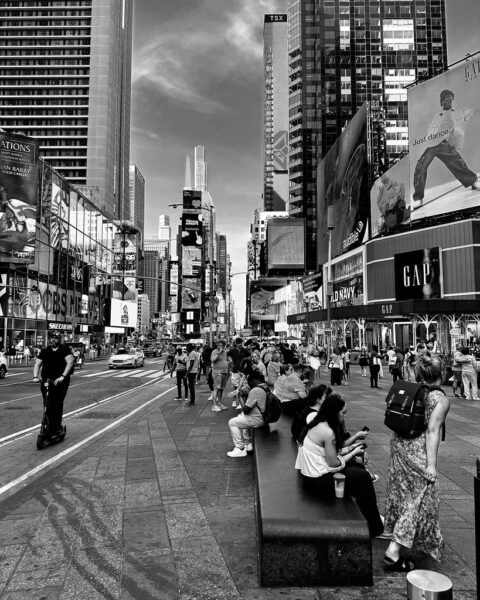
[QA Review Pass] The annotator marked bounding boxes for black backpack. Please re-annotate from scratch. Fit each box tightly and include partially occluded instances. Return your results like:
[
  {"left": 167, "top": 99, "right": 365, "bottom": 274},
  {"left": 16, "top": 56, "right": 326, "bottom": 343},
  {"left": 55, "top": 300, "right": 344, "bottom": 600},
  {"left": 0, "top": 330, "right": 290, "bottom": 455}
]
[
  {"left": 384, "top": 380, "right": 445, "bottom": 439},
  {"left": 257, "top": 384, "right": 282, "bottom": 425}
]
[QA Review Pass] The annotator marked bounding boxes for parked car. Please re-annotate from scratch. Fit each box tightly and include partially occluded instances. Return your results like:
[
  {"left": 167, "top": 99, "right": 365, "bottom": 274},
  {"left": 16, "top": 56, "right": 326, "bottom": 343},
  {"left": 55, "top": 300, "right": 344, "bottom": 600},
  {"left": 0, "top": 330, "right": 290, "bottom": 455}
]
[
  {"left": 0, "top": 351, "right": 8, "bottom": 379},
  {"left": 108, "top": 347, "right": 145, "bottom": 369},
  {"left": 143, "top": 344, "right": 158, "bottom": 358}
]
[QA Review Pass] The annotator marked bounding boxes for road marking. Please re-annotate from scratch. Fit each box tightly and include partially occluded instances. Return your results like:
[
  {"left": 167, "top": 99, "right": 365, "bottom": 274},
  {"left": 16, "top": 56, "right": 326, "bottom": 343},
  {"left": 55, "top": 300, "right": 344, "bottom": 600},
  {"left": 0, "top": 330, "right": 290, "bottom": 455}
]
[
  {"left": 146, "top": 371, "right": 164, "bottom": 378},
  {"left": 5, "top": 372, "right": 26, "bottom": 378},
  {"left": 80, "top": 371, "right": 113, "bottom": 378},
  {"left": 0, "top": 386, "right": 176, "bottom": 498},
  {"left": 0, "top": 373, "right": 171, "bottom": 445},
  {"left": 129, "top": 369, "right": 158, "bottom": 378},
  {"left": 113, "top": 370, "right": 138, "bottom": 378}
]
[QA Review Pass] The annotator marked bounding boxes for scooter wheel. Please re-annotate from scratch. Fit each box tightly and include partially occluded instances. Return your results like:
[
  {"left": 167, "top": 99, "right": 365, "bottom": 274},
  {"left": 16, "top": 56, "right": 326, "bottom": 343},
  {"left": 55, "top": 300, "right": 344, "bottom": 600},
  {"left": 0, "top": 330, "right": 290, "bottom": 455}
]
[{"left": 36, "top": 436, "right": 47, "bottom": 450}]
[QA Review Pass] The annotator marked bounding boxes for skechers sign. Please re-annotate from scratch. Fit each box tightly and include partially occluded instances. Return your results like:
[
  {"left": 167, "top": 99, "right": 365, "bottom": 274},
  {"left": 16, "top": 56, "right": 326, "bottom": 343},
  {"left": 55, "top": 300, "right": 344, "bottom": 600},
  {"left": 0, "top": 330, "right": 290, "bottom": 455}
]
[{"left": 394, "top": 247, "right": 442, "bottom": 301}]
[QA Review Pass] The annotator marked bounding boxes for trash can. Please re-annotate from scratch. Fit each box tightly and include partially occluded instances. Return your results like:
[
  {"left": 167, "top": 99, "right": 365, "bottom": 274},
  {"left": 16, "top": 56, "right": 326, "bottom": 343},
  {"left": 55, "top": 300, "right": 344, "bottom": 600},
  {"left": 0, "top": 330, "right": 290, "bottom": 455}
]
[{"left": 407, "top": 570, "right": 452, "bottom": 600}]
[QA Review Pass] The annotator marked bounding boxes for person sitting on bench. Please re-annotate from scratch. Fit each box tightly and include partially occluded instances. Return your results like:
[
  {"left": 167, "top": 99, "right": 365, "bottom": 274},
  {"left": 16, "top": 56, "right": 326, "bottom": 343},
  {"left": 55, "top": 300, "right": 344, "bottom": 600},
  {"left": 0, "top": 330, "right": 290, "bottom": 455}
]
[{"left": 295, "top": 393, "right": 384, "bottom": 538}]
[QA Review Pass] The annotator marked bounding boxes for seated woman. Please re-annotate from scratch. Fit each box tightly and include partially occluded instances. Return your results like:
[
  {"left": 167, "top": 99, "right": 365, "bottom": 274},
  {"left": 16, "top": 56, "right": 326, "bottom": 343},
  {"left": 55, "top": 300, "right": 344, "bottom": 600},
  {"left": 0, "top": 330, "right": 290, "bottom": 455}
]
[
  {"left": 291, "top": 384, "right": 331, "bottom": 443},
  {"left": 295, "top": 393, "right": 384, "bottom": 538},
  {"left": 276, "top": 363, "right": 308, "bottom": 416}
]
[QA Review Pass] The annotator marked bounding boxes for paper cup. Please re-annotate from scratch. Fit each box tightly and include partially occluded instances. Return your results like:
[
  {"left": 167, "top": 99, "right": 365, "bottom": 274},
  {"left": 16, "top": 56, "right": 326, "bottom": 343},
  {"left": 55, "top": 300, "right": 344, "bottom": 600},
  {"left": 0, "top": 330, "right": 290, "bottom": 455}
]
[{"left": 333, "top": 473, "right": 346, "bottom": 498}]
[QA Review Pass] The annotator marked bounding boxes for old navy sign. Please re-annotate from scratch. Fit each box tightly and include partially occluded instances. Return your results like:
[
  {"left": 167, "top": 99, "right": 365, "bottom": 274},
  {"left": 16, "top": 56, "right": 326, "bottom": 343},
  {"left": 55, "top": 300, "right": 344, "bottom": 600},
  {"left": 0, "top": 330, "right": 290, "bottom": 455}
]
[{"left": 394, "top": 247, "right": 442, "bottom": 301}]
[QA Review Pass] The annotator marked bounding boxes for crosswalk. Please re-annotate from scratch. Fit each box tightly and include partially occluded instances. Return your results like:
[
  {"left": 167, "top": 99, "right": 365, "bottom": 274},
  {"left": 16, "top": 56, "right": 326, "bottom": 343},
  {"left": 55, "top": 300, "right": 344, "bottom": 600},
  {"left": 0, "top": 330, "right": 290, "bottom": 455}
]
[{"left": 79, "top": 368, "right": 169, "bottom": 381}]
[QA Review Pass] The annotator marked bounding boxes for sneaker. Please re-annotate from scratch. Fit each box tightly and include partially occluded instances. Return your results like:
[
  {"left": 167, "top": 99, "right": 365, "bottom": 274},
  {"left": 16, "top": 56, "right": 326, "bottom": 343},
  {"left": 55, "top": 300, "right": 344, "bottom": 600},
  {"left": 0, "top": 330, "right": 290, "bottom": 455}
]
[
  {"left": 174, "top": 397, "right": 182, "bottom": 401},
  {"left": 231, "top": 400, "right": 237, "bottom": 408},
  {"left": 208, "top": 394, "right": 213, "bottom": 400},
  {"left": 412, "top": 198, "right": 423, "bottom": 210},
  {"left": 219, "top": 403, "right": 228, "bottom": 410},
  {"left": 471, "top": 179, "right": 480, "bottom": 191},
  {"left": 370, "top": 473, "right": 380, "bottom": 483},
  {"left": 211, "top": 405, "right": 222, "bottom": 412},
  {"left": 245, "top": 443, "right": 253, "bottom": 452},
  {"left": 227, "top": 447, "right": 247, "bottom": 458}
]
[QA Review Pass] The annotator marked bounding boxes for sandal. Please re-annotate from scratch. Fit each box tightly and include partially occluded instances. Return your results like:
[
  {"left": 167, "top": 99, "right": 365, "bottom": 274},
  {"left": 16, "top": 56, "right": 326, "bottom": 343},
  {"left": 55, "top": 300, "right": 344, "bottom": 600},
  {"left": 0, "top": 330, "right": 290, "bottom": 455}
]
[{"left": 383, "top": 555, "right": 415, "bottom": 572}]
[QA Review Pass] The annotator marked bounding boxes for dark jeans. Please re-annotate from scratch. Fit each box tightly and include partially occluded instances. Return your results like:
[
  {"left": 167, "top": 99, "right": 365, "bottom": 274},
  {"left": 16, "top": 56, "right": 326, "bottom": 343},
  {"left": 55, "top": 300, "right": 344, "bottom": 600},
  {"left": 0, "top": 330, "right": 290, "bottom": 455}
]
[
  {"left": 187, "top": 373, "right": 197, "bottom": 404},
  {"left": 281, "top": 397, "right": 306, "bottom": 417},
  {"left": 370, "top": 365, "right": 380, "bottom": 387},
  {"left": 391, "top": 367, "right": 403, "bottom": 382},
  {"left": 301, "top": 464, "right": 383, "bottom": 537},
  {"left": 331, "top": 367, "right": 342, "bottom": 386},
  {"left": 413, "top": 140, "right": 477, "bottom": 200},
  {"left": 41, "top": 378, "right": 70, "bottom": 435},
  {"left": 176, "top": 372, "right": 188, "bottom": 398}
]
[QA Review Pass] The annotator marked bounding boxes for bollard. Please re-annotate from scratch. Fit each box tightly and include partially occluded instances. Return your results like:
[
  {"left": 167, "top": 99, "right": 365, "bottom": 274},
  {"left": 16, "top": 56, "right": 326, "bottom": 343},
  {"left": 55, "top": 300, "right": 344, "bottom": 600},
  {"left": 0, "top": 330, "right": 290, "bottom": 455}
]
[
  {"left": 406, "top": 570, "right": 452, "bottom": 600},
  {"left": 475, "top": 457, "right": 480, "bottom": 600}
]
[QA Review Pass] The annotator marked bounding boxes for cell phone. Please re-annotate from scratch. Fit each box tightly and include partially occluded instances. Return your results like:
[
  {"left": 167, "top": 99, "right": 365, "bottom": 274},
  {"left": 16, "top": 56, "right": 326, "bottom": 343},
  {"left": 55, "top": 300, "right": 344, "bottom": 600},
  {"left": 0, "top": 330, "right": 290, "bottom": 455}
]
[{"left": 361, "top": 426, "right": 370, "bottom": 432}]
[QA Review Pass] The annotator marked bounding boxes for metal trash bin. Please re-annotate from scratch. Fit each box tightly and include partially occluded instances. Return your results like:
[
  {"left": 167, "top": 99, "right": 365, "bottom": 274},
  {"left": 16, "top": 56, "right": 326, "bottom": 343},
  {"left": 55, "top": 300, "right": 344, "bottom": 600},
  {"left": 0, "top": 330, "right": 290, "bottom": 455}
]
[{"left": 407, "top": 570, "right": 453, "bottom": 600}]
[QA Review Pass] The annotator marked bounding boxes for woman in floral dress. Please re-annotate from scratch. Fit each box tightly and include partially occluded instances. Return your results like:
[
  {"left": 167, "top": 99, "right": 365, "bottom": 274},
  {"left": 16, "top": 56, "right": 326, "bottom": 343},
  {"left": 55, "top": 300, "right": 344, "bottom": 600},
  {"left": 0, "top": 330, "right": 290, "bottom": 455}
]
[{"left": 382, "top": 353, "right": 450, "bottom": 571}]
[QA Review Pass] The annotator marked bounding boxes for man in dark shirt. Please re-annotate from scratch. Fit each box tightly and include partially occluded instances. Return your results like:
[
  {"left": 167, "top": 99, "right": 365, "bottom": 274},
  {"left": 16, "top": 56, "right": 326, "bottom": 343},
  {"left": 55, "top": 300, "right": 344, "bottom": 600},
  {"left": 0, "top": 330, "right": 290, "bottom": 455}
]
[
  {"left": 33, "top": 332, "right": 74, "bottom": 436},
  {"left": 227, "top": 338, "right": 250, "bottom": 390}
]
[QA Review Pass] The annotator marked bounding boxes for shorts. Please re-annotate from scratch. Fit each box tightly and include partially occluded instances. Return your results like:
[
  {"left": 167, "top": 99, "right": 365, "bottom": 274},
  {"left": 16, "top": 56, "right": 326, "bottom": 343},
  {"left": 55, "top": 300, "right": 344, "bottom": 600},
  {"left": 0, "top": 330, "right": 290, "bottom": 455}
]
[
  {"left": 213, "top": 372, "right": 228, "bottom": 390},
  {"left": 231, "top": 372, "right": 241, "bottom": 388}
]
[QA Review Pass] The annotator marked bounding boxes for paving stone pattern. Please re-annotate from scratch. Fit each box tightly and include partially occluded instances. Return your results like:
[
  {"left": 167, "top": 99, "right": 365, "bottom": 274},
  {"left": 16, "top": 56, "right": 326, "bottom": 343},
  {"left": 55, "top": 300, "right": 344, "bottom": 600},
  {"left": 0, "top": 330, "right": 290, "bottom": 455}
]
[{"left": 0, "top": 367, "right": 478, "bottom": 599}]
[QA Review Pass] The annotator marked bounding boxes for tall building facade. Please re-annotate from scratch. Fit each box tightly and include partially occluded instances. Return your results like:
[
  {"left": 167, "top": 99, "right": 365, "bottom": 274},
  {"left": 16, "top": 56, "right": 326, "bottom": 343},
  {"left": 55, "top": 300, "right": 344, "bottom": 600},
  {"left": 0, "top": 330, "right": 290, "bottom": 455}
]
[
  {"left": 194, "top": 145, "right": 207, "bottom": 192},
  {"left": 0, "top": 0, "right": 133, "bottom": 220},
  {"left": 140, "top": 250, "right": 160, "bottom": 317},
  {"left": 129, "top": 165, "right": 145, "bottom": 242},
  {"left": 288, "top": 0, "right": 448, "bottom": 269},
  {"left": 263, "top": 14, "right": 289, "bottom": 212},
  {"left": 157, "top": 215, "right": 171, "bottom": 244}
]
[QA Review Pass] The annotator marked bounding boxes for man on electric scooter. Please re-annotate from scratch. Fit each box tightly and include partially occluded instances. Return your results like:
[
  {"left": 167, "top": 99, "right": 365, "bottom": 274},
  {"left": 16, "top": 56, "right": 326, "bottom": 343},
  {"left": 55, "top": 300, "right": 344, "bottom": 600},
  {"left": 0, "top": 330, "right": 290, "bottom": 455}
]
[{"left": 32, "top": 332, "right": 74, "bottom": 439}]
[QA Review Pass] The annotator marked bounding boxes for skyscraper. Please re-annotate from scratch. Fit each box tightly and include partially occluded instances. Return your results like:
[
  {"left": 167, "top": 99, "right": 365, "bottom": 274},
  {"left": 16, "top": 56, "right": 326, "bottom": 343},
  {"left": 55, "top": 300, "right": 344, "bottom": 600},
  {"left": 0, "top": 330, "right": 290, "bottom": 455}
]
[
  {"left": 288, "top": 0, "right": 448, "bottom": 270},
  {"left": 0, "top": 0, "right": 133, "bottom": 220},
  {"left": 129, "top": 165, "right": 145, "bottom": 242},
  {"left": 194, "top": 145, "right": 208, "bottom": 192},
  {"left": 158, "top": 215, "right": 171, "bottom": 243},
  {"left": 263, "top": 14, "right": 289, "bottom": 211}
]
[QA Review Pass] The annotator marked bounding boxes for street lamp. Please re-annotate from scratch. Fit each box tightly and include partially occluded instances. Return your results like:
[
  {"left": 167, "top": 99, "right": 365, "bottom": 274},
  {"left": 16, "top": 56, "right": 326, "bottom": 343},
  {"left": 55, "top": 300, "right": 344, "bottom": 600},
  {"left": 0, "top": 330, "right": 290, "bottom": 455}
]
[{"left": 169, "top": 202, "right": 216, "bottom": 346}]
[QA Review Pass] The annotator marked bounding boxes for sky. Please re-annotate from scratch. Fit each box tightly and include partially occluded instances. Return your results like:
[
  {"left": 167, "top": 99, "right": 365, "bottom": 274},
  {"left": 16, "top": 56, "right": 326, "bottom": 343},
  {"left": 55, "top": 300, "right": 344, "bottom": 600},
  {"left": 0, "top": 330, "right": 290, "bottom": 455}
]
[{"left": 130, "top": 0, "right": 480, "bottom": 327}]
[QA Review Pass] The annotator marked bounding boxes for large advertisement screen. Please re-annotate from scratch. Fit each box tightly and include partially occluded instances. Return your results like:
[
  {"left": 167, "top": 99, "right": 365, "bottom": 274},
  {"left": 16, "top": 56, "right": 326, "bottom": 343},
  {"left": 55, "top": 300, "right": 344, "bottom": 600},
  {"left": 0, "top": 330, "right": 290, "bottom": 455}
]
[
  {"left": 181, "top": 277, "right": 201, "bottom": 310},
  {"left": 0, "top": 132, "right": 39, "bottom": 264},
  {"left": 408, "top": 59, "right": 480, "bottom": 221},
  {"left": 183, "top": 190, "right": 202, "bottom": 212},
  {"left": 113, "top": 232, "right": 137, "bottom": 275},
  {"left": 181, "top": 214, "right": 203, "bottom": 246},
  {"left": 250, "top": 289, "right": 275, "bottom": 320},
  {"left": 267, "top": 219, "right": 305, "bottom": 270},
  {"left": 370, "top": 155, "right": 411, "bottom": 238},
  {"left": 109, "top": 298, "right": 137, "bottom": 328},
  {"left": 394, "top": 247, "right": 442, "bottom": 301},
  {"left": 317, "top": 104, "right": 369, "bottom": 265}
]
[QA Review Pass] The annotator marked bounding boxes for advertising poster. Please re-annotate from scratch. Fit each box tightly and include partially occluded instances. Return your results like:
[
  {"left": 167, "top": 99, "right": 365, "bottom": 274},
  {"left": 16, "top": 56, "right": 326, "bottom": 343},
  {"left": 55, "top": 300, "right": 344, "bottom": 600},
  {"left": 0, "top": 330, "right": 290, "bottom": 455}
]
[
  {"left": 0, "top": 132, "right": 39, "bottom": 264},
  {"left": 250, "top": 289, "right": 275, "bottom": 320},
  {"left": 113, "top": 232, "right": 137, "bottom": 275},
  {"left": 408, "top": 59, "right": 480, "bottom": 221},
  {"left": 181, "top": 214, "right": 203, "bottom": 246},
  {"left": 0, "top": 270, "right": 7, "bottom": 316},
  {"left": 370, "top": 155, "right": 411, "bottom": 238},
  {"left": 169, "top": 261, "right": 179, "bottom": 296},
  {"left": 394, "top": 247, "right": 442, "bottom": 301},
  {"left": 50, "top": 178, "right": 69, "bottom": 250},
  {"left": 317, "top": 104, "right": 368, "bottom": 264},
  {"left": 109, "top": 298, "right": 137, "bottom": 328},
  {"left": 331, "top": 275, "right": 364, "bottom": 307},
  {"left": 182, "top": 246, "right": 202, "bottom": 277},
  {"left": 183, "top": 190, "right": 202, "bottom": 212},
  {"left": 181, "top": 277, "right": 201, "bottom": 310},
  {"left": 267, "top": 219, "right": 305, "bottom": 270}
]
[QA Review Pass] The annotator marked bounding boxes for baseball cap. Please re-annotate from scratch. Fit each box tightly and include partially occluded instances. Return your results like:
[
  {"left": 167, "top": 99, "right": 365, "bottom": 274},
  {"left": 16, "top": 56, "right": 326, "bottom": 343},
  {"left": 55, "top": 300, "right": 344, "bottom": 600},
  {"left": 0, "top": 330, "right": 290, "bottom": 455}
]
[{"left": 50, "top": 332, "right": 62, "bottom": 339}]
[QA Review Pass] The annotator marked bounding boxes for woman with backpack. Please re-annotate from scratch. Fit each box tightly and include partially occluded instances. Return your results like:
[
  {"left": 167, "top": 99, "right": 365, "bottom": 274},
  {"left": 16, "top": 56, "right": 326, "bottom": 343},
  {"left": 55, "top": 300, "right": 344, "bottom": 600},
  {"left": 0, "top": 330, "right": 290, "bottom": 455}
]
[
  {"left": 382, "top": 353, "right": 450, "bottom": 571},
  {"left": 295, "top": 393, "right": 384, "bottom": 538}
]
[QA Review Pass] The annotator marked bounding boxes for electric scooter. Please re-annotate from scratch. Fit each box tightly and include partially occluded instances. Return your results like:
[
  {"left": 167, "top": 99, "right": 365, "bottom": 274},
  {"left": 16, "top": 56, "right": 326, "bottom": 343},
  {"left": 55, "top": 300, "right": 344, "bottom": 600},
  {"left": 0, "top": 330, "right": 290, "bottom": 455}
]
[{"left": 36, "top": 379, "right": 67, "bottom": 450}]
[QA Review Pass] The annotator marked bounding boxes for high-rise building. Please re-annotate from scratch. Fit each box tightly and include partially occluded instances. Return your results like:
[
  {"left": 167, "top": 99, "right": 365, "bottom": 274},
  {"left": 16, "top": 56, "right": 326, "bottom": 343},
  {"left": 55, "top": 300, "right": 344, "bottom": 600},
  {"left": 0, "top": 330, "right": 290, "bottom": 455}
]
[
  {"left": 140, "top": 250, "right": 160, "bottom": 317},
  {"left": 129, "top": 165, "right": 145, "bottom": 242},
  {"left": 0, "top": 0, "right": 133, "bottom": 220},
  {"left": 288, "top": 0, "right": 448, "bottom": 269},
  {"left": 263, "top": 14, "right": 289, "bottom": 212},
  {"left": 194, "top": 145, "right": 208, "bottom": 192},
  {"left": 158, "top": 215, "right": 171, "bottom": 244}
]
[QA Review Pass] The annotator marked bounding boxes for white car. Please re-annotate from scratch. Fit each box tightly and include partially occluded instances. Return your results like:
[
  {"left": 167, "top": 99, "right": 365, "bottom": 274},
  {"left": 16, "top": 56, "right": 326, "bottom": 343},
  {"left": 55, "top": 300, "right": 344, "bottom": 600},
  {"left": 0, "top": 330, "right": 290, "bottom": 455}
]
[
  {"left": 0, "top": 352, "right": 7, "bottom": 379},
  {"left": 108, "top": 348, "right": 145, "bottom": 369}
]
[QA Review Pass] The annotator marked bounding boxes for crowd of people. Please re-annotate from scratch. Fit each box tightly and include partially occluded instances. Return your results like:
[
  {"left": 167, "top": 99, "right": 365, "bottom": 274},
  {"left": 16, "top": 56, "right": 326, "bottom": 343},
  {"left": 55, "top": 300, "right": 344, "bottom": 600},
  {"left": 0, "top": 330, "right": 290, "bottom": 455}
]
[{"left": 163, "top": 335, "right": 456, "bottom": 574}]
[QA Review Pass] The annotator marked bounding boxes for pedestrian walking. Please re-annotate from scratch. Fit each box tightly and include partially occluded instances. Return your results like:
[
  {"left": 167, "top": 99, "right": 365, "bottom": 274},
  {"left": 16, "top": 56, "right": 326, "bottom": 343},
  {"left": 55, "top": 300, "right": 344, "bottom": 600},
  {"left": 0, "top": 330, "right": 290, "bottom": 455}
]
[
  {"left": 172, "top": 347, "right": 188, "bottom": 401},
  {"left": 359, "top": 347, "right": 369, "bottom": 377},
  {"left": 185, "top": 343, "right": 200, "bottom": 406},
  {"left": 368, "top": 345, "right": 382, "bottom": 388},
  {"left": 211, "top": 340, "right": 229, "bottom": 411},
  {"left": 456, "top": 346, "right": 479, "bottom": 400}
]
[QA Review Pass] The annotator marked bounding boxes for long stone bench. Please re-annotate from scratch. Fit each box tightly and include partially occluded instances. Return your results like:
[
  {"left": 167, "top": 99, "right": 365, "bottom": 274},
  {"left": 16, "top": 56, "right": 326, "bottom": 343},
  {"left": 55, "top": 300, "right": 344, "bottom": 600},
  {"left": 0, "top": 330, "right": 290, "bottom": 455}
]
[{"left": 253, "top": 416, "right": 372, "bottom": 587}]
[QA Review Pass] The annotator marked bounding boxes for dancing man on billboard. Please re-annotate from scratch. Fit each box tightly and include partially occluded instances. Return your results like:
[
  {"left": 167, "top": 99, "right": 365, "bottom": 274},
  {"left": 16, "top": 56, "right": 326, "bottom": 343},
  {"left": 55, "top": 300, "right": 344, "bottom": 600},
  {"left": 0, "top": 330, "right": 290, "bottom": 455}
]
[{"left": 412, "top": 89, "right": 480, "bottom": 210}]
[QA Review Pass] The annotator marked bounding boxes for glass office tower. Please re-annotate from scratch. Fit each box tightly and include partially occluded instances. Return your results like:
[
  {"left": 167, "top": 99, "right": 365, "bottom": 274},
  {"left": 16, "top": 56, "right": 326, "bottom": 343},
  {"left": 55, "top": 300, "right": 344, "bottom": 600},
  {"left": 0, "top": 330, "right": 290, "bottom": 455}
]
[{"left": 288, "top": 0, "right": 447, "bottom": 270}]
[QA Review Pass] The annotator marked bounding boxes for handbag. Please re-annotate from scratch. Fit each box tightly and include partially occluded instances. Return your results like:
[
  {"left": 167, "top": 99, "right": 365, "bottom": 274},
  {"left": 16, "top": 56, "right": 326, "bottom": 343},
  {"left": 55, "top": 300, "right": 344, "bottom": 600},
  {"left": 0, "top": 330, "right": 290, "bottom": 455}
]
[{"left": 328, "top": 361, "right": 334, "bottom": 369}]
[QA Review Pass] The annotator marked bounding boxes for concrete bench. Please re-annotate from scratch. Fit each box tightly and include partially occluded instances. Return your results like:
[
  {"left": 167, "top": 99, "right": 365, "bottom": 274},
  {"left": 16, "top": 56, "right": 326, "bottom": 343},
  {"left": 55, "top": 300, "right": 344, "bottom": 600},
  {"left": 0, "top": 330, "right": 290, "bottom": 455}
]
[{"left": 253, "top": 416, "right": 372, "bottom": 587}]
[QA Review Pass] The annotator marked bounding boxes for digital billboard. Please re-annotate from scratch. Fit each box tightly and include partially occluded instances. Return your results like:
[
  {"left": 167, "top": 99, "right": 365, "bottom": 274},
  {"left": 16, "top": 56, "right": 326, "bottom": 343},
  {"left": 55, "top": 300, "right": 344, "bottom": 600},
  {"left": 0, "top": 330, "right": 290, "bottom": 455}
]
[
  {"left": 317, "top": 103, "right": 369, "bottom": 265},
  {"left": 394, "top": 247, "right": 442, "bottom": 301},
  {"left": 181, "top": 277, "right": 201, "bottom": 310},
  {"left": 267, "top": 218, "right": 305, "bottom": 270},
  {"left": 109, "top": 298, "right": 137, "bottom": 328},
  {"left": 183, "top": 190, "right": 202, "bottom": 212},
  {"left": 0, "top": 132, "right": 39, "bottom": 264},
  {"left": 181, "top": 214, "right": 203, "bottom": 246},
  {"left": 370, "top": 155, "right": 411, "bottom": 238},
  {"left": 408, "top": 59, "right": 480, "bottom": 221},
  {"left": 250, "top": 289, "right": 275, "bottom": 320},
  {"left": 182, "top": 246, "right": 201, "bottom": 277},
  {"left": 113, "top": 232, "right": 137, "bottom": 275}
]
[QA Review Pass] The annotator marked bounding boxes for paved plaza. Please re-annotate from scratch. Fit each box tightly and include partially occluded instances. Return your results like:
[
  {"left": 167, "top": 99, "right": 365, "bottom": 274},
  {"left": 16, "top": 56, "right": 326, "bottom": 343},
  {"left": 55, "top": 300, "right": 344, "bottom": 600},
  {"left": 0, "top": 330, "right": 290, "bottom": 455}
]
[{"left": 0, "top": 366, "right": 478, "bottom": 599}]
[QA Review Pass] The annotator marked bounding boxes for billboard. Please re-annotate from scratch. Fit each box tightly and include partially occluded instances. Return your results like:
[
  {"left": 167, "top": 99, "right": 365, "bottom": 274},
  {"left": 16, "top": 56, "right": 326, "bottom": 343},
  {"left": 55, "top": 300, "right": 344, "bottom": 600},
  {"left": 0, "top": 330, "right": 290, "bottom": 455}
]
[
  {"left": 182, "top": 246, "right": 202, "bottom": 277},
  {"left": 0, "top": 132, "right": 39, "bottom": 264},
  {"left": 183, "top": 190, "right": 202, "bottom": 212},
  {"left": 408, "top": 59, "right": 480, "bottom": 221},
  {"left": 267, "top": 218, "right": 305, "bottom": 270},
  {"left": 181, "top": 277, "right": 201, "bottom": 310},
  {"left": 181, "top": 214, "right": 203, "bottom": 246},
  {"left": 250, "top": 289, "right": 275, "bottom": 320},
  {"left": 109, "top": 298, "right": 137, "bottom": 328},
  {"left": 317, "top": 103, "right": 369, "bottom": 264},
  {"left": 113, "top": 232, "right": 137, "bottom": 275},
  {"left": 370, "top": 155, "right": 411, "bottom": 238},
  {"left": 394, "top": 247, "right": 442, "bottom": 301}
]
